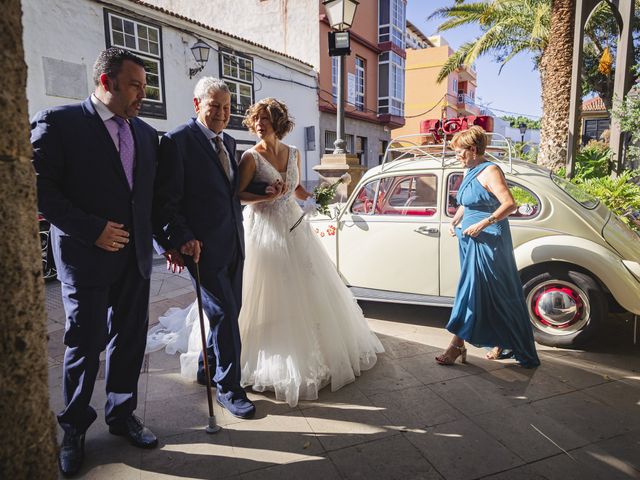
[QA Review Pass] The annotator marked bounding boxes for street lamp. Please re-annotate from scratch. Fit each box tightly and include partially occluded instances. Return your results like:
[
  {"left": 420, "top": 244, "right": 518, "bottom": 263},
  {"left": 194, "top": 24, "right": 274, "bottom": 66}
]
[
  {"left": 518, "top": 122, "right": 527, "bottom": 144},
  {"left": 323, "top": 0, "right": 359, "bottom": 154},
  {"left": 189, "top": 39, "right": 211, "bottom": 79},
  {"left": 323, "top": 0, "right": 359, "bottom": 30}
]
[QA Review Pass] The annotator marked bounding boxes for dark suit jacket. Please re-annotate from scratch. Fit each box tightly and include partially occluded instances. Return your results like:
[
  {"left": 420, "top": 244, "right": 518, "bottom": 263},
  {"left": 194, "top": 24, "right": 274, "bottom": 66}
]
[
  {"left": 31, "top": 97, "right": 158, "bottom": 287},
  {"left": 153, "top": 118, "right": 246, "bottom": 270}
]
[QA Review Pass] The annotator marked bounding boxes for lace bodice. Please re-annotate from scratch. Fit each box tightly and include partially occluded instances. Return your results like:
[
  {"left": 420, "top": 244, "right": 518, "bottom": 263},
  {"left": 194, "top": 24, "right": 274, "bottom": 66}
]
[{"left": 248, "top": 145, "right": 298, "bottom": 206}]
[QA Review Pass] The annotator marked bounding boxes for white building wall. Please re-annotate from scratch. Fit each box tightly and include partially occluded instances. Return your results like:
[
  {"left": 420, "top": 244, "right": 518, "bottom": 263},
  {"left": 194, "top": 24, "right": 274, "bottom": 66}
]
[
  {"left": 144, "top": 0, "right": 321, "bottom": 69},
  {"left": 491, "top": 117, "right": 540, "bottom": 146},
  {"left": 22, "top": 0, "right": 320, "bottom": 176}
]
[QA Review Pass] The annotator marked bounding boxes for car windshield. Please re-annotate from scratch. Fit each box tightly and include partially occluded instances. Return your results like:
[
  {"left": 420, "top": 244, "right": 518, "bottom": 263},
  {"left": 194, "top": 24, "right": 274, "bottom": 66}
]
[{"left": 551, "top": 174, "right": 599, "bottom": 209}]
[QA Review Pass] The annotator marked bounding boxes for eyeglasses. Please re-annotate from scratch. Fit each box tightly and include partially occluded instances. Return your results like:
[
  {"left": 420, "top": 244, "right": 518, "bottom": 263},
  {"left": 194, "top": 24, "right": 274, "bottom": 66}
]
[{"left": 454, "top": 149, "right": 467, "bottom": 158}]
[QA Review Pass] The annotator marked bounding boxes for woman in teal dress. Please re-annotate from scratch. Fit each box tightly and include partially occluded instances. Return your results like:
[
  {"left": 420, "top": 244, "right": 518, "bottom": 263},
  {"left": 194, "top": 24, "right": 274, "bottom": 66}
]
[{"left": 435, "top": 126, "right": 540, "bottom": 368}]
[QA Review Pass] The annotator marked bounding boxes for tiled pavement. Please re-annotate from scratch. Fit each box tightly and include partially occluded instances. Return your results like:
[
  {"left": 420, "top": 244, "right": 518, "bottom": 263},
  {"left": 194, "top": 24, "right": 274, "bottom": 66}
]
[{"left": 46, "top": 259, "right": 640, "bottom": 479}]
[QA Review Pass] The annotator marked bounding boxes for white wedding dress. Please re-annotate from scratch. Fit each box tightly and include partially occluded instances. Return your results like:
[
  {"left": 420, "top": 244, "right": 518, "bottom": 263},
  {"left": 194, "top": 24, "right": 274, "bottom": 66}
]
[{"left": 147, "top": 145, "right": 384, "bottom": 407}]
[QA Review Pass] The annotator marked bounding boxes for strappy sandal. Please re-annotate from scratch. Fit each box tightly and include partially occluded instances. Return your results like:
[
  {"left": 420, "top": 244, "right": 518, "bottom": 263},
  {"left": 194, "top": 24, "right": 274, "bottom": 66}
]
[
  {"left": 485, "top": 346, "right": 503, "bottom": 360},
  {"left": 435, "top": 344, "right": 467, "bottom": 365}
]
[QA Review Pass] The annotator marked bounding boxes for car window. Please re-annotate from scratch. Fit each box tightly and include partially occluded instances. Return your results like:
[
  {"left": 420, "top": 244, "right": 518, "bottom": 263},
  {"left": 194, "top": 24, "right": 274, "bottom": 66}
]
[
  {"left": 446, "top": 172, "right": 540, "bottom": 219},
  {"left": 509, "top": 184, "right": 540, "bottom": 218},
  {"left": 446, "top": 173, "right": 463, "bottom": 216},
  {"left": 377, "top": 175, "right": 438, "bottom": 216},
  {"left": 351, "top": 180, "right": 379, "bottom": 215},
  {"left": 551, "top": 174, "right": 599, "bottom": 209}
]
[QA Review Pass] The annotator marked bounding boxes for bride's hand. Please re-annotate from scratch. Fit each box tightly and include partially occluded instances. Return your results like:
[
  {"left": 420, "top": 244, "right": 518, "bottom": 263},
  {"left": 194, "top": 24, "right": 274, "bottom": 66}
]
[{"left": 266, "top": 180, "right": 284, "bottom": 200}]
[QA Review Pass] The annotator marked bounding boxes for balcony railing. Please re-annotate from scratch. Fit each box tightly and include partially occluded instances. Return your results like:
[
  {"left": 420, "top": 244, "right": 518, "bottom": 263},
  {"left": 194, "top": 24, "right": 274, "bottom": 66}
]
[{"left": 457, "top": 93, "right": 476, "bottom": 105}]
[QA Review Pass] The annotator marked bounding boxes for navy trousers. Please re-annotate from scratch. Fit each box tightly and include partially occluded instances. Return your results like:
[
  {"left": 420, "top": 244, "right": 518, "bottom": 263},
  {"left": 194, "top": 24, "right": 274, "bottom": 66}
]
[
  {"left": 57, "top": 247, "right": 150, "bottom": 434},
  {"left": 192, "top": 242, "right": 244, "bottom": 392}
]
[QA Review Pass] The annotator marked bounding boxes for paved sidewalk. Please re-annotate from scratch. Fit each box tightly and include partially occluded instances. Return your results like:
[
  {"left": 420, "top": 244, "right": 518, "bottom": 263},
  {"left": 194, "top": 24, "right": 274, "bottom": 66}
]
[{"left": 46, "top": 259, "right": 640, "bottom": 479}]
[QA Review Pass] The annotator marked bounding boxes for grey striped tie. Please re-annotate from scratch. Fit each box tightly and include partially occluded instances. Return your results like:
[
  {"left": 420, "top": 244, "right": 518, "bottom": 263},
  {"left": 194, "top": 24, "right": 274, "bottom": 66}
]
[{"left": 213, "top": 136, "right": 230, "bottom": 180}]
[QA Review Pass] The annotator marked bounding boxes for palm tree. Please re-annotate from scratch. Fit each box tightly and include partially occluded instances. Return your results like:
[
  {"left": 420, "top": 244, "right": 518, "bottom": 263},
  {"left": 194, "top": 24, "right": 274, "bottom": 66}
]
[
  {"left": 430, "top": 0, "right": 577, "bottom": 171},
  {"left": 0, "top": 0, "right": 57, "bottom": 478},
  {"left": 539, "top": 0, "right": 576, "bottom": 170}
]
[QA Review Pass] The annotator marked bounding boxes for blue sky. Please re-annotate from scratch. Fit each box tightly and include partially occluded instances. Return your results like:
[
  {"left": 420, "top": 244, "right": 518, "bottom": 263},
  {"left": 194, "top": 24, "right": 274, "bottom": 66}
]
[{"left": 406, "top": 1, "right": 543, "bottom": 119}]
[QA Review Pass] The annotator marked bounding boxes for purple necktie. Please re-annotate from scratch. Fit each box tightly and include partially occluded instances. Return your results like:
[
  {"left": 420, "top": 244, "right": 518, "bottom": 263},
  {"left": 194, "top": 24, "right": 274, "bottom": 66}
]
[{"left": 113, "top": 116, "right": 135, "bottom": 189}]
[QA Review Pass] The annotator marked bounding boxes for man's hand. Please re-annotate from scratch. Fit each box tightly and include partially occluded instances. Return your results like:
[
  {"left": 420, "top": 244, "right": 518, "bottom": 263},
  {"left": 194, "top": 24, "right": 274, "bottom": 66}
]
[
  {"left": 163, "top": 249, "right": 185, "bottom": 273},
  {"left": 449, "top": 222, "right": 458, "bottom": 237},
  {"left": 95, "top": 221, "right": 130, "bottom": 252},
  {"left": 180, "top": 239, "right": 202, "bottom": 263}
]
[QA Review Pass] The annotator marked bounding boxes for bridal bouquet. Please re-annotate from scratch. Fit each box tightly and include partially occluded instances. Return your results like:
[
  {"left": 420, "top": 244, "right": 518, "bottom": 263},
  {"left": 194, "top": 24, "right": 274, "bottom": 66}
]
[{"left": 290, "top": 173, "right": 351, "bottom": 232}]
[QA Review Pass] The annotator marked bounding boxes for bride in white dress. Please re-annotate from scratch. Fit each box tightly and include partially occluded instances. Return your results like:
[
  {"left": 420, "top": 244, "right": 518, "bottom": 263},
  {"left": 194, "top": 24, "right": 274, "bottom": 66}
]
[{"left": 148, "top": 98, "right": 383, "bottom": 407}]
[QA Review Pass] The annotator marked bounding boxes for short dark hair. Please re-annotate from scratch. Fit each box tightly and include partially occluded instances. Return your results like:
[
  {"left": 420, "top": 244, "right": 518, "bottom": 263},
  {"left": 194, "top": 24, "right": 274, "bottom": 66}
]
[{"left": 92, "top": 47, "right": 145, "bottom": 86}]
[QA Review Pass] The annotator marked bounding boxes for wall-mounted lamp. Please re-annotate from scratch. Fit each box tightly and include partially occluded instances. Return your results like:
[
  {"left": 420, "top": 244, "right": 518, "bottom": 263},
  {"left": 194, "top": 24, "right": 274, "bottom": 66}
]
[{"left": 189, "top": 39, "right": 211, "bottom": 79}]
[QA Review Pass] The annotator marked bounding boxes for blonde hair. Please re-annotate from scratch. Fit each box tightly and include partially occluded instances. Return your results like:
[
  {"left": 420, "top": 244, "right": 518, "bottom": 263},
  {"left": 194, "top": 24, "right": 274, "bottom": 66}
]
[
  {"left": 450, "top": 126, "right": 488, "bottom": 155},
  {"left": 242, "top": 98, "right": 294, "bottom": 140}
]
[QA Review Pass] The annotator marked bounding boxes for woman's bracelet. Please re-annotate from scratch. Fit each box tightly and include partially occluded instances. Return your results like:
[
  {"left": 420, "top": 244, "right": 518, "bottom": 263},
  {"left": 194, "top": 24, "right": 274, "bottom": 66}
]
[{"left": 486, "top": 214, "right": 498, "bottom": 224}]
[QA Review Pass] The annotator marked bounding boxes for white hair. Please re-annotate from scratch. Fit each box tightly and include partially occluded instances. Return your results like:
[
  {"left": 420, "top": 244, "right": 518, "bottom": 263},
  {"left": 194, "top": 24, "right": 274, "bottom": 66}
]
[{"left": 193, "top": 77, "right": 230, "bottom": 101}]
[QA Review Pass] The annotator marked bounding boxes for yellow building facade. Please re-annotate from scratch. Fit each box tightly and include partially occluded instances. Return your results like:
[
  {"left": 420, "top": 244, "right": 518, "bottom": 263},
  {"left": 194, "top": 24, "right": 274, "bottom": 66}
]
[{"left": 394, "top": 34, "right": 479, "bottom": 137}]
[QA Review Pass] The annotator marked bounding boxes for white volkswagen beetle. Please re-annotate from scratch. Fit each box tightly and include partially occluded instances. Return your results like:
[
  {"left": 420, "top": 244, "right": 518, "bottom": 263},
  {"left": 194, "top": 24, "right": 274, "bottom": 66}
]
[{"left": 310, "top": 133, "right": 640, "bottom": 348}]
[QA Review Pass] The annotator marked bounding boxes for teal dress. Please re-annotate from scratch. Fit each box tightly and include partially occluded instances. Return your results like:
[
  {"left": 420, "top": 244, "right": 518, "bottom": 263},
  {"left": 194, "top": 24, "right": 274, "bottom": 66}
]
[{"left": 446, "top": 161, "right": 540, "bottom": 368}]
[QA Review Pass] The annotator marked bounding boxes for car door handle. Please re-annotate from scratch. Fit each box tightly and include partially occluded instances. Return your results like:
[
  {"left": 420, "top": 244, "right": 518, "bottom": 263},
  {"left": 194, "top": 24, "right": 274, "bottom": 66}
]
[{"left": 414, "top": 226, "right": 439, "bottom": 235}]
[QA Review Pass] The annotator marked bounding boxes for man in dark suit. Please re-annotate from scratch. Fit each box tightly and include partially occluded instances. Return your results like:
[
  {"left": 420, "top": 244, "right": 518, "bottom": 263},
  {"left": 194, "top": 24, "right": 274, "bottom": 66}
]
[
  {"left": 32, "top": 47, "right": 159, "bottom": 476},
  {"left": 154, "top": 78, "right": 271, "bottom": 419}
]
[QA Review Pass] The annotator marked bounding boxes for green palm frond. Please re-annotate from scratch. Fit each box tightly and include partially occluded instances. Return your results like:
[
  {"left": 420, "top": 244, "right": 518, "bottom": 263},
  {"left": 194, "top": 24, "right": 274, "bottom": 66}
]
[
  {"left": 428, "top": 2, "right": 492, "bottom": 23},
  {"left": 433, "top": 0, "right": 551, "bottom": 81},
  {"left": 436, "top": 42, "right": 476, "bottom": 83},
  {"left": 427, "top": 2, "right": 492, "bottom": 31},
  {"left": 530, "top": 2, "right": 551, "bottom": 50},
  {"left": 498, "top": 42, "right": 531, "bottom": 73}
]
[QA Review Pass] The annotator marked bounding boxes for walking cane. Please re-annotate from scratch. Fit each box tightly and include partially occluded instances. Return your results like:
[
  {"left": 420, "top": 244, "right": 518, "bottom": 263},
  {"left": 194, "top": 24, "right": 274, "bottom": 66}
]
[{"left": 194, "top": 261, "right": 221, "bottom": 434}]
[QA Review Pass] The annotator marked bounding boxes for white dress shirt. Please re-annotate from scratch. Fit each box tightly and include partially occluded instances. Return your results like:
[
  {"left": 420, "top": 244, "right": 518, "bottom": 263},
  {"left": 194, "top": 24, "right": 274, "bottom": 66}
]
[{"left": 195, "top": 118, "right": 234, "bottom": 182}]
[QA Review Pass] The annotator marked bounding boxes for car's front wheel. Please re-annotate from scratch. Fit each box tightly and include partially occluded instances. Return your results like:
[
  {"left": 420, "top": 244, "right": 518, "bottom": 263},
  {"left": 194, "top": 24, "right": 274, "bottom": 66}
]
[{"left": 522, "top": 267, "right": 606, "bottom": 348}]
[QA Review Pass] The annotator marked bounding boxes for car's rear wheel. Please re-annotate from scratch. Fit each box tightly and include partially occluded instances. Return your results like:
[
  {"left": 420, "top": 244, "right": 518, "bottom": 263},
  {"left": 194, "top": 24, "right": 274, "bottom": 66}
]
[{"left": 522, "top": 267, "right": 606, "bottom": 348}]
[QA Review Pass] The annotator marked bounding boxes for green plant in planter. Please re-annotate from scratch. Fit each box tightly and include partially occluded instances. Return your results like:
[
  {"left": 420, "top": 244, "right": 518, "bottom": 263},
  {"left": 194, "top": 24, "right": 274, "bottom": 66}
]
[
  {"left": 513, "top": 142, "right": 539, "bottom": 164},
  {"left": 573, "top": 141, "right": 612, "bottom": 180},
  {"left": 575, "top": 170, "right": 640, "bottom": 231}
]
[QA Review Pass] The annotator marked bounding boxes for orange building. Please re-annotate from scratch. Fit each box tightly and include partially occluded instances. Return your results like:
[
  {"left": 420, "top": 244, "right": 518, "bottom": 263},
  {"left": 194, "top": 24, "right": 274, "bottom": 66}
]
[
  {"left": 394, "top": 24, "right": 479, "bottom": 138},
  {"left": 318, "top": 0, "right": 407, "bottom": 167}
]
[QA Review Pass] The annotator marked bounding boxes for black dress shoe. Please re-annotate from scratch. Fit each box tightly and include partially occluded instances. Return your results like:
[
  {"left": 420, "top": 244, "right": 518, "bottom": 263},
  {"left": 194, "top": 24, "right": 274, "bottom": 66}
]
[
  {"left": 109, "top": 415, "right": 158, "bottom": 448},
  {"left": 216, "top": 389, "right": 256, "bottom": 419},
  {"left": 58, "top": 431, "right": 85, "bottom": 477}
]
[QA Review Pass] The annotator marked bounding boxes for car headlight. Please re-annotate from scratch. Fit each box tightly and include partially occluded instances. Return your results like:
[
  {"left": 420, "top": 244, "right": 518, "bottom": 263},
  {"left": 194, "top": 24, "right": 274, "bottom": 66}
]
[{"left": 622, "top": 260, "right": 640, "bottom": 282}]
